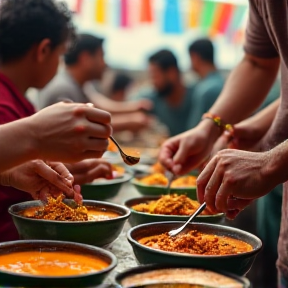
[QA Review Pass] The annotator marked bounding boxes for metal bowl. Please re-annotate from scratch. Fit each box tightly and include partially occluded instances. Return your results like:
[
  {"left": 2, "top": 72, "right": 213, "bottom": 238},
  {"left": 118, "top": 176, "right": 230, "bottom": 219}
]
[
  {"left": 127, "top": 222, "right": 262, "bottom": 276},
  {"left": 116, "top": 264, "right": 251, "bottom": 288},
  {"left": 125, "top": 196, "right": 225, "bottom": 226},
  {"left": 9, "top": 200, "right": 130, "bottom": 247},
  {"left": 0, "top": 240, "right": 117, "bottom": 287}
]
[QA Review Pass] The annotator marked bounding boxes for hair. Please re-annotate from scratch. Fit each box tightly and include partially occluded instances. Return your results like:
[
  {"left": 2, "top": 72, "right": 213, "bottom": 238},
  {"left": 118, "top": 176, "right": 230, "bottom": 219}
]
[
  {"left": 148, "top": 49, "right": 179, "bottom": 71},
  {"left": 188, "top": 38, "right": 214, "bottom": 64},
  {"left": 0, "top": 0, "right": 75, "bottom": 64},
  {"left": 111, "top": 74, "right": 132, "bottom": 94},
  {"left": 64, "top": 34, "right": 104, "bottom": 65}
]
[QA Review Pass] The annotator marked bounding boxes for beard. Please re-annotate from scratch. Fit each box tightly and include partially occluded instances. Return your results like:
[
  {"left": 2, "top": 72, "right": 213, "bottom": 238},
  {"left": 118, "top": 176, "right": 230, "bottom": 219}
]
[{"left": 156, "top": 82, "right": 174, "bottom": 98}]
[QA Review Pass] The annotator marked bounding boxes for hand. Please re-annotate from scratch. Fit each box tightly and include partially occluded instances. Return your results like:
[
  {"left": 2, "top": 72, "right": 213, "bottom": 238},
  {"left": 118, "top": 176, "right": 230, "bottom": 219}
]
[
  {"left": 135, "top": 99, "right": 153, "bottom": 112},
  {"left": 196, "top": 149, "right": 278, "bottom": 219},
  {"left": 27, "top": 102, "right": 112, "bottom": 163},
  {"left": 158, "top": 120, "right": 222, "bottom": 175},
  {"left": 0, "top": 160, "right": 82, "bottom": 203},
  {"left": 66, "top": 159, "right": 113, "bottom": 185}
]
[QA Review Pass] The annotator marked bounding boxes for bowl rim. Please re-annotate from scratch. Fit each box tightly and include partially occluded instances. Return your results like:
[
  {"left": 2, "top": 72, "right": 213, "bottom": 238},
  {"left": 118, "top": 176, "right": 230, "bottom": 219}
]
[
  {"left": 0, "top": 239, "right": 117, "bottom": 280},
  {"left": 115, "top": 264, "right": 251, "bottom": 287},
  {"left": 124, "top": 196, "right": 224, "bottom": 218},
  {"left": 127, "top": 221, "right": 262, "bottom": 259},
  {"left": 8, "top": 200, "right": 131, "bottom": 224},
  {"left": 83, "top": 173, "right": 132, "bottom": 186},
  {"left": 130, "top": 178, "right": 196, "bottom": 190}
]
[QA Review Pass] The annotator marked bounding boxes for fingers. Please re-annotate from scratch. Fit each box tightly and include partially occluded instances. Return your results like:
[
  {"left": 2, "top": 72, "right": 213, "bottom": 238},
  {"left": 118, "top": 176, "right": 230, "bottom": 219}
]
[
  {"left": 48, "top": 162, "right": 74, "bottom": 185},
  {"left": 227, "top": 198, "right": 253, "bottom": 211},
  {"left": 197, "top": 156, "right": 218, "bottom": 206},
  {"left": 83, "top": 106, "right": 111, "bottom": 125},
  {"left": 33, "top": 161, "right": 75, "bottom": 198},
  {"left": 158, "top": 139, "right": 179, "bottom": 171},
  {"left": 73, "top": 185, "right": 83, "bottom": 204}
]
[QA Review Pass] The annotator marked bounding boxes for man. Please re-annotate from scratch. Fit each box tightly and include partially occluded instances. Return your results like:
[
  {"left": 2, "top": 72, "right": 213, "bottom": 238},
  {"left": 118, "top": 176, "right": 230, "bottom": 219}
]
[
  {"left": 187, "top": 38, "right": 224, "bottom": 128},
  {"left": 136, "top": 49, "right": 193, "bottom": 136},
  {"left": 40, "top": 33, "right": 152, "bottom": 132},
  {"left": 159, "top": 1, "right": 288, "bottom": 286},
  {"left": 0, "top": 0, "right": 111, "bottom": 241}
]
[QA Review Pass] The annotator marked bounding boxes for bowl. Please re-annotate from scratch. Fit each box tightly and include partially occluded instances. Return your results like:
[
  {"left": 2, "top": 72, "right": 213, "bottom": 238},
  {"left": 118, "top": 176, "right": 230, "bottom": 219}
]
[
  {"left": 124, "top": 196, "right": 225, "bottom": 226},
  {"left": 0, "top": 240, "right": 117, "bottom": 287},
  {"left": 9, "top": 200, "right": 130, "bottom": 247},
  {"left": 131, "top": 178, "right": 197, "bottom": 199},
  {"left": 116, "top": 264, "right": 251, "bottom": 288},
  {"left": 81, "top": 173, "right": 132, "bottom": 200},
  {"left": 127, "top": 222, "right": 262, "bottom": 276}
]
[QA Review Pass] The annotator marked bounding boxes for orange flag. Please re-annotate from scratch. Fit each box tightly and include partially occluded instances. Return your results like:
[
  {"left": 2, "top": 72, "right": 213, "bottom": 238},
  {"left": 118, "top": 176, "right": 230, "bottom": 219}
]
[
  {"left": 209, "top": 2, "right": 224, "bottom": 37},
  {"left": 188, "top": 0, "right": 203, "bottom": 28},
  {"left": 140, "top": 0, "right": 153, "bottom": 23}
]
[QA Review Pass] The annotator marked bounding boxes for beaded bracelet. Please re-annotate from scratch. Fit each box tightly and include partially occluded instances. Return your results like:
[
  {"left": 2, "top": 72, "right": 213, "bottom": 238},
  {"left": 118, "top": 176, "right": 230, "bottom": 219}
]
[{"left": 202, "top": 112, "right": 234, "bottom": 135}]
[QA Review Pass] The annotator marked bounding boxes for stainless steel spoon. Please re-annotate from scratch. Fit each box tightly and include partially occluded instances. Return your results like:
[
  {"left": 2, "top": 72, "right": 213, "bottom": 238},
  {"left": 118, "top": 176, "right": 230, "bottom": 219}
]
[
  {"left": 165, "top": 171, "right": 174, "bottom": 195},
  {"left": 109, "top": 136, "right": 140, "bottom": 166},
  {"left": 168, "top": 202, "right": 207, "bottom": 237}
]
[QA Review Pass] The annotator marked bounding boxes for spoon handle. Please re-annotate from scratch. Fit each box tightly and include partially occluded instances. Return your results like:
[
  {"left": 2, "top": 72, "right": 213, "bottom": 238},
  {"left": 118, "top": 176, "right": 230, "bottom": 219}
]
[
  {"left": 183, "top": 202, "right": 207, "bottom": 229},
  {"left": 109, "top": 136, "right": 122, "bottom": 151}
]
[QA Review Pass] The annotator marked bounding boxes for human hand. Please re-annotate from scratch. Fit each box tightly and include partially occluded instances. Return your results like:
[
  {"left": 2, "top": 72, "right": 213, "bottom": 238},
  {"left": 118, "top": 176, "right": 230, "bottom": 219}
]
[
  {"left": 0, "top": 160, "right": 82, "bottom": 203},
  {"left": 158, "top": 120, "right": 222, "bottom": 175},
  {"left": 27, "top": 102, "right": 112, "bottom": 163},
  {"left": 196, "top": 149, "right": 278, "bottom": 219},
  {"left": 135, "top": 99, "right": 153, "bottom": 112},
  {"left": 66, "top": 159, "right": 113, "bottom": 185}
]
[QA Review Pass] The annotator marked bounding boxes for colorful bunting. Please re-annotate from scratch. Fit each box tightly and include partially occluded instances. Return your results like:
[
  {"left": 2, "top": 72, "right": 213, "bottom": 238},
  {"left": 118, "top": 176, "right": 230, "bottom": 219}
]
[
  {"left": 188, "top": 0, "right": 203, "bottom": 28},
  {"left": 140, "top": 0, "right": 153, "bottom": 23},
  {"left": 209, "top": 2, "right": 225, "bottom": 37},
  {"left": 227, "top": 5, "right": 247, "bottom": 40},
  {"left": 163, "top": 0, "right": 182, "bottom": 34},
  {"left": 75, "top": 0, "right": 83, "bottom": 14},
  {"left": 218, "top": 3, "right": 234, "bottom": 34},
  {"left": 95, "top": 0, "right": 106, "bottom": 24},
  {"left": 200, "top": 0, "right": 217, "bottom": 32},
  {"left": 120, "top": 0, "right": 129, "bottom": 28}
]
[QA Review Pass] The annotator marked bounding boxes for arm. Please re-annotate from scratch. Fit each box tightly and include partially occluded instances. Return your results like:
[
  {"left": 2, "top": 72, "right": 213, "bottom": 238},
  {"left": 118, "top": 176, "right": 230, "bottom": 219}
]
[
  {"left": 0, "top": 102, "right": 112, "bottom": 173},
  {"left": 84, "top": 82, "right": 152, "bottom": 114}
]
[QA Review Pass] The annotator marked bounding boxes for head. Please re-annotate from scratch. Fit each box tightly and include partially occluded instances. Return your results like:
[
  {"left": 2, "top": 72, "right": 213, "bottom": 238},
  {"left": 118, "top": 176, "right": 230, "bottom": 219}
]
[
  {"left": 64, "top": 34, "right": 106, "bottom": 81},
  {"left": 0, "top": 0, "right": 75, "bottom": 88},
  {"left": 188, "top": 38, "right": 215, "bottom": 74},
  {"left": 109, "top": 74, "right": 133, "bottom": 101},
  {"left": 148, "top": 49, "right": 179, "bottom": 97}
]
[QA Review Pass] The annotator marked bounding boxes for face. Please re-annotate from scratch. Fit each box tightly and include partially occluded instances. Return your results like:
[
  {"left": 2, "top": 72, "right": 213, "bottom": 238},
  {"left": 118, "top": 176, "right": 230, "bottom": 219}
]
[
  {"left": 190, "top": 52, "right": 201, "bottom": 74},
  {"left": 148, "top": 63, "right": 174, "bottom": 97},
  {"left": 82, "top": 47, "right": 106, "bottom": 81},
  {"left": 32, "top": 39, "right": 67, "bottom": 88}
]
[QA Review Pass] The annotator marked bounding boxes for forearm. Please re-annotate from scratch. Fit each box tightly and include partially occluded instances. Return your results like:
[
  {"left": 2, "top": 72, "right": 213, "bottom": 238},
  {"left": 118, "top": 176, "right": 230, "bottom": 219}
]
[
  {"left": 0, "top": 118, "right": 38, "bottom": 172},
  {"left": 210, "top": 54, "right": 280, "bottom": 124}
]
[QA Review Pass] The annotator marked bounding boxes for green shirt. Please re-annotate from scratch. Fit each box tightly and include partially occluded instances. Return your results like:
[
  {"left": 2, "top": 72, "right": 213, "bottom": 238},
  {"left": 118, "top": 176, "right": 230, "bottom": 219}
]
[{"left": 186, "top": 71, "right": 224, "bottom": 129}]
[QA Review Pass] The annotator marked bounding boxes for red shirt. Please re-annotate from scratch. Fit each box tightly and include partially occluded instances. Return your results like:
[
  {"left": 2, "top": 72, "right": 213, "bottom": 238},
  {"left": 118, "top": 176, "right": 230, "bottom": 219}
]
[{"left": 0, "top": 72, "right": 35, "bottom": 242}]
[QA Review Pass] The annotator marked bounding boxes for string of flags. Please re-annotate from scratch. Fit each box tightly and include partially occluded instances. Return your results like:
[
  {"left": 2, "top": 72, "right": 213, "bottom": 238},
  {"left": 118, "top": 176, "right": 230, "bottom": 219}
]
[{"left": 74, "top": 0, "right": 248, "bottom": 43}]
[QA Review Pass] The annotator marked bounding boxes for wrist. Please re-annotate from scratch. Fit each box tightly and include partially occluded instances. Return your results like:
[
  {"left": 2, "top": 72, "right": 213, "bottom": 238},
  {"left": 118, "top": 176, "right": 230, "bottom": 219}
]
[
  {"left": 199, "top": 117, "right": 223, "bottom": 140},
  {"left": 21, "top": 116, "right": 40, "bottom": 160}
]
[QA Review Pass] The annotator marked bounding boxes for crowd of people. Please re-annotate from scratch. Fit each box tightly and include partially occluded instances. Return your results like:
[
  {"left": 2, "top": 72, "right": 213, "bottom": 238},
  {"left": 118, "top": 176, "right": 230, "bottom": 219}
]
[{"left": 0, "top": 0, "right": 287, "bottom": 287}]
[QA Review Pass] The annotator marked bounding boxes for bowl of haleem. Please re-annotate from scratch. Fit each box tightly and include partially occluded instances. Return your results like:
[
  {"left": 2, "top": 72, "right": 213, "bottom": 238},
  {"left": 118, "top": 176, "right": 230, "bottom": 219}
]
[
  {"left": 131, "top": 174, "right": 197, "bottom": 199},
  {"left": 125, "top": 195, "right": 224, "bottom": 226},
  {"left": 9, "top": 197, "right": 130, "bottom": 247},
  {"left": 127, "top": 222, "right": 262, "bottom": 276},
  {"left": 0, "top": 240, "right": 117, "bottom": 287}
]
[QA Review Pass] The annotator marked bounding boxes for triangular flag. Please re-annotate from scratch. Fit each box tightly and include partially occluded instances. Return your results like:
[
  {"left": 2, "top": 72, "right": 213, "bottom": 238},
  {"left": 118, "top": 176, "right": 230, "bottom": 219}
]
[
  {"left": 188, "top": 0, "right": 203, "bottom": 29},
  {"left": 120, "top": 0, "right": 129, "bottom": 28},
  {"left": 163, "top": 0, "right": 182, "bottom": 34},
  {"left": 227, "top": 5, "right": 247, "bottom": 40},
  {"left": 218, "top": 3, "right": 234, "bottom": 34},
  {"left": 75, "top": 0, "right": 83, "bottom": 14},
  {"left": 140, "top": 0, "right": 153, "bottom": 23},
  {"left": 209, "top": 2, "right": 225, "bottom": 37},
  {"left": 95, "top": 0, "right": 106, "bottom": 24},
  {"left": 200, "top": 0, "right": 217, "bottom": 32}
]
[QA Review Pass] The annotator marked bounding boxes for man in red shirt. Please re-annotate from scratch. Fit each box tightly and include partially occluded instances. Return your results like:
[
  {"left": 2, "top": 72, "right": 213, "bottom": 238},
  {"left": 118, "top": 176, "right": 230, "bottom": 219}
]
[{"left": 0, "top": 0, "right": 111, "bottom": 241}]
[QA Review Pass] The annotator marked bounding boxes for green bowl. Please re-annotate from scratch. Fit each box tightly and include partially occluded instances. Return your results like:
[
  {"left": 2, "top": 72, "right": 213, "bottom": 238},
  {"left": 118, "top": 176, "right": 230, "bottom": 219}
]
[
  {"left": 116, "top": 264, "right": 251, "bottom": 288},
  {"left": 127, "top": 222, "right": 262, "bottom": 276},
  {"left": 0, "top": 240, "right": 117, "bottom": 287},
  {"left": 131, "top": 178, "right": 197, "bottom": 200},
  {"left": 9, "top": 200, "right": 130, "bottom": 247},
  {"left": 81, "top": 173, "right": 132, "bottom": 200},
  {"left": 124, "top": 196, "right": 225, "bottom": 226}
]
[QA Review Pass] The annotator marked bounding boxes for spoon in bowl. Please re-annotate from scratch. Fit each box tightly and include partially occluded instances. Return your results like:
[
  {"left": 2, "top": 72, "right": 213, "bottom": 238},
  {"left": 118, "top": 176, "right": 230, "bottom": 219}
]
[
  {"left": 168, "top": 202, "right": 207, "bottom": 237},
  {"left": 109, "top": 136, "right": 140, "bottom": 166}
]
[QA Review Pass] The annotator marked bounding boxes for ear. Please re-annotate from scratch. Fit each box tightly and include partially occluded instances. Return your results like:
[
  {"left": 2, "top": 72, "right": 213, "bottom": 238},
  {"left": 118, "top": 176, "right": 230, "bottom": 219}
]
[{"left": 36, "top": 39, "right": 52, "bottom": 63}]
